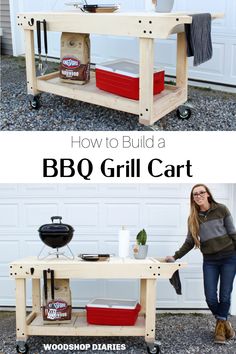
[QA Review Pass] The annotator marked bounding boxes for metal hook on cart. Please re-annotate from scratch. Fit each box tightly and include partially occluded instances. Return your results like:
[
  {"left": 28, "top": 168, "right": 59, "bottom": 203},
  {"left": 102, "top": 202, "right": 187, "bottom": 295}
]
[{"left": 28, "top": 18, "right": 34, "bottom": 26}]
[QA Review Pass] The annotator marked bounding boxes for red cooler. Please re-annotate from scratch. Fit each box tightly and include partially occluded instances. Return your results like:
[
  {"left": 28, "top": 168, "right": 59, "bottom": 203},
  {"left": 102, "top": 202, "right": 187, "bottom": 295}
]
[
  {"left": 86, "top": 298, "right": 141, "bottom": 325},
  {"left": 96, "top": 59, "right": 165, "bottom": 100}
]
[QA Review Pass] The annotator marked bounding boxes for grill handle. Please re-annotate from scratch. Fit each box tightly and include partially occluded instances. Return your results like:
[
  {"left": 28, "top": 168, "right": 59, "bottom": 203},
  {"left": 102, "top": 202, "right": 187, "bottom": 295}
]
[
  {"left": 51, "top": 269, "right": 55, "bottom": 300},
  {"left": 36, "top": 20, "right": 41, "bottom": 55},
  {"left": 51, "top": 216, "right": 62, "bottom": 223},
  {"left": 43, "top": 19, "right": 48, "bottom": 55},
  {"left": 43, "top": 270, "right": 47, "bottom": 302}
]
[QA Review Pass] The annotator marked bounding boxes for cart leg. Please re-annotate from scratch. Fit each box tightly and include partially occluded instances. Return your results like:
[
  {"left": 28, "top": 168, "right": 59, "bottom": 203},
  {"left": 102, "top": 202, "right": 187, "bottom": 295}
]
[
  {"left": 32, "top": 278, "right": 41, "bottom": 313},
  {"left": 140, "top": 279, "right": 146, "bottom": 315},
  {"left": 24, "top": 29, "right": 39, "bottom": 97},
  {"left": 176, "top": 32, "right": 193, "bottom": 119},
  {"left": 15, "top": 278, "right": 28, "bottom": 342},
  {"left": 176, "top": 32, "right": 188, "bottom": 95},
  {"left": 139, "top": 38, "right": 154, "bottom": 125},
  {"left": 145, "top": 279, "right": 156, "bottom": 342}
]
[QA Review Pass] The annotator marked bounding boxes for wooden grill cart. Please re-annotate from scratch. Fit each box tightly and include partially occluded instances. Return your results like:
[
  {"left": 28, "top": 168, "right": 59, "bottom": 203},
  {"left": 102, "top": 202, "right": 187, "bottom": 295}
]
[
  {"left": 17, "top": 11, "right": 222, "bottom": 125},
  {"left": 10, "top": 256, "right": 186, "bottom": 353}
]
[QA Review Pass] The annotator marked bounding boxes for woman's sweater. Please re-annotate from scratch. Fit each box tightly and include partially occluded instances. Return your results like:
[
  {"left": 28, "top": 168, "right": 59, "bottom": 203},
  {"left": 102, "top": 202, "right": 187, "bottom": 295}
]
[{"left": 174, "top": 203, "right": 236, "bottom": 260}]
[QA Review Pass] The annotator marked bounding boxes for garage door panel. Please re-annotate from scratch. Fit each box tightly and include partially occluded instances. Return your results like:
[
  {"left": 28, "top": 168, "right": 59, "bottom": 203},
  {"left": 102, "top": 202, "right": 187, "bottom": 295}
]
[
  {"left": 61, "top": 184, "right": 99, "bottom": 195},
  {"left": 0, "top": 241, "right": 20, "bottom": 263},
  {"left": 184, "top": 251, "right": 203, "bottom": 265},
  {"left": 24, "top": 240, "right": 44, "bottom": 257},
  {"left": 63, "top": 203, "right": 99, "bottom": 227},
  {"left": 70, "top": 279, "right": 104, "bottom": 307},
  {"left": 149, "top": 241, "right": 180, "bottom": 258},
  {"left": 179, "top": 0, "right": 226, "bottom": 14},
  {"left": 101, "top": 240, "right": 120, "bottom": 255},
  {"left": 0, "top": 278, "right": 16, "bottom": 304},
  {"left": 100, "top": 184, "right": 139, "bottom": 197},
  {"left": 156, "top": 280, "right": 179, "bottom": 302},
  {"left": 0, "top": 204, "right": 18, "bottom": 227},
  {"left": 154, "top": 39, "right": 176, "bottom": 68},
  {"left": 232, "top": 45, "right": 236, "bottom": 78},
  {"left": 73, "top": 240, "right": 100, "bottom": 255},
  {"left": 24, "top": 203, "right": 58, "bottom": 227},
  {"left": 184, "top": 278, "right": 205, "bottom": 303},
  {"left": 20, "top": 184, "right": 59, "bottom": 196},
  {"left": 1, "top": 263, "right": 15, "bottom": 277},
  {"left": 189, "top": 42, "right": 225, "bottom": 75},
  {"left": 105, "top": 280, "right": 138, "bottom": 299},
  {"left": 104, "top": 203, "right": 140, "bottom": 227},
  {"left": 142, "top": 184, "right": 182, "bottom": 197},
  {"left": 92, "top": 35, "right": 139, "bottom": 63},
  {"left": 0, "top": 185, "right": 18, "bottom": 196},
  {"left": 145, "top": 203, "right": 181, "bottom": 228}
]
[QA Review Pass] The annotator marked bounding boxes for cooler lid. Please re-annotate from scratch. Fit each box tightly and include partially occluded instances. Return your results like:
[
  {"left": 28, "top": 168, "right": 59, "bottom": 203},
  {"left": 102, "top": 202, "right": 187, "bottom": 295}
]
[
  {"left": 87, "top": 298, "right": 138, "bottom": 309},
  {"left": 96, "top": 59, "right": 164, "bottom": 78}
]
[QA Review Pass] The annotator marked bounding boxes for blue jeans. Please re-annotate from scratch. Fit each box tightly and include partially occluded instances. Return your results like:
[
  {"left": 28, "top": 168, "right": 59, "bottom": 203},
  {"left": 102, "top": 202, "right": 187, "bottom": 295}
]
[{"left": 203, "top": 254, "right": 236, "bottom": 320}]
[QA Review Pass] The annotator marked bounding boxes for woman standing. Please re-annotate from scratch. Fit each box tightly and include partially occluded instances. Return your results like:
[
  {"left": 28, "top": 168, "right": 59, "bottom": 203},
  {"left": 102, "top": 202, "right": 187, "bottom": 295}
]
[{"left": 166, "top": 184, "right": 236, "bottom": 344}]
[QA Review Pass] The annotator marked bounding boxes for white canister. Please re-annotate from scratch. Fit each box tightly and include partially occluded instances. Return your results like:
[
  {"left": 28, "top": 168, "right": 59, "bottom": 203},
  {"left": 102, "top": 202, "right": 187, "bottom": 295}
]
[
  {"left": 155, "top": 0, "right": 174, "bottom": 13},
  {"left": 118, "top": 226, "right": 130, "bottom": 258}
]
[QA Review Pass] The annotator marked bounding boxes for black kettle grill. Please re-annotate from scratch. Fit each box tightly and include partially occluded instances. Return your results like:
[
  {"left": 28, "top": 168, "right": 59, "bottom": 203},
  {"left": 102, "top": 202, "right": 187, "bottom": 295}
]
[{"left": 38, "top": 216, "right": 74, "bottom": 259}]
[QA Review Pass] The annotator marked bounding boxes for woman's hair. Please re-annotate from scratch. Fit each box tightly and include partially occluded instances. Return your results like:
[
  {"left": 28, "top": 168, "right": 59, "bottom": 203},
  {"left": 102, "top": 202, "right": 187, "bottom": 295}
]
[{"left": 188, "top": 184, "right": 217, "bottom": 247}]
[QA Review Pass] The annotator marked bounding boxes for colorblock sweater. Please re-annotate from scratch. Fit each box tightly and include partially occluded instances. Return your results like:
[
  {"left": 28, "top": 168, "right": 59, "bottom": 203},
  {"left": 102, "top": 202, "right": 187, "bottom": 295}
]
[{"left": 174, "top": 203, "right": 236, "bottom": 260}]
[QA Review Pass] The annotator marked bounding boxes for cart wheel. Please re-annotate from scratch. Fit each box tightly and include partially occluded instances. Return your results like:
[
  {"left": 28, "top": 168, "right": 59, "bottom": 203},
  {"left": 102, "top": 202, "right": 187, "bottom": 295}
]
[
  {"left": 16, "top": 343, "right": 29, "bottom": 354},
  {"left": 147, "top": 344, "right": 161, "bottom": 354},
  {"left": 176, "top": 106, "right": 191, "bottom": 119},
  {"left": 30, "top": 96, "right": 40, "bottom": 110}
]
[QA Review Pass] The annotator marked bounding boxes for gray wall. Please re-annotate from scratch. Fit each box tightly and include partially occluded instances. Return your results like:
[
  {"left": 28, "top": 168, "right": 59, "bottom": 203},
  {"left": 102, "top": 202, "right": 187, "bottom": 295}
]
[{"left": 1, "top": 0, "right": 13, "bottom": 55}]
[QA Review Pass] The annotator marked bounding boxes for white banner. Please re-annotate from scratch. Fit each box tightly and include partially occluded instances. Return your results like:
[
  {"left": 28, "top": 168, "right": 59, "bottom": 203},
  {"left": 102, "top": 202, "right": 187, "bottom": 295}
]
[{"left": 0, "top": 131, "right": 235, "bottom": 183}]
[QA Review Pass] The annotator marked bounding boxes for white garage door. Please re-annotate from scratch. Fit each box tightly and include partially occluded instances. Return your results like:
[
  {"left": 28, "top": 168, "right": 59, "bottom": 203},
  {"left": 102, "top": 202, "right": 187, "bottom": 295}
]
[
  {"left": 10, "top": 0, "right": 236, "bottom": 85},
  {"left": 0, "top": 183, "right": 235, "bottom": 312}
]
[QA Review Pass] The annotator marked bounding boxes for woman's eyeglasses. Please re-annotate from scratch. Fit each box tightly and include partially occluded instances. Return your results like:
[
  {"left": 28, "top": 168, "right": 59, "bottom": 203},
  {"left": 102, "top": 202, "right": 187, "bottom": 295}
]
[{"left": 193, "top": 191, "right": 207, "bottom": 198}]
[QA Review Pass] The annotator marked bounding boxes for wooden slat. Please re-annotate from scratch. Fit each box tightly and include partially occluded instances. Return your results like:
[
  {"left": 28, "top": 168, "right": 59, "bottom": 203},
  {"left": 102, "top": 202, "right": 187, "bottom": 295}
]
[
  {"left": 17, "top": 12, "right": 194, "bottom": 39},
  {"left": 24, "top": 29, "right": 38, "bottom": 95},
  {"left": 146, "top": 86, "right": 187, "bottom": 125},
  {"left": 36, "top": 76, "right": 139, "bottom": 115},
  {"left": 176, "top": 32, "right": 188, "bottom": 90},
  {"left": 145, "top": 279, "right": 156, "bottom": 342},
  {"left": 15, "top": 279, "right": 27, "bottom": 340},
  {"left": 10, "top": 256, "right": 187, "bottom": 279},
  {"left": 36, "top": 76, "right": 187, "bottom": 124},
  {"left": 139, "top": 37, "right": 154, "bottom": 124},
  {"left": 27, "top": 312, "right": 145, "bottom": 336},
  {"left": 26, "top": 311, "right": 37, "bottom": 325},
  {"left": 140, "top": 279, "right": 147, "bottom": 315},
  {"left": 32, "top": 279, "right": 41, "bottom": 313}
]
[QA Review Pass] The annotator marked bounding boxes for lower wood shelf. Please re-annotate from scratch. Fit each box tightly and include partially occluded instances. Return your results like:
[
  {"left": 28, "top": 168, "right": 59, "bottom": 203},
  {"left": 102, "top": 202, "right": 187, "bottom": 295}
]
[
  {"left": 36, "top": 72, "right": 187, "bottom": 125},
  {"left": 37, "top": 72, "right": 139, "bottom": 115},
  {"left": 27, "top": 311, "right": 146, "bottom": 336}
]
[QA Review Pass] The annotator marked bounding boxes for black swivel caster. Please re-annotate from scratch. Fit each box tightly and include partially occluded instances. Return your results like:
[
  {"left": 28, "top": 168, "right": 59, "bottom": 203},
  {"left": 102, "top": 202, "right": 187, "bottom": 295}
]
[
  {"left": 16, "top": 343, "right": 29, "bottom": 354},
  {"left": 30, "top": 96, "right": 40, "bottom": 110},
  {"left": 147, "top": 343, "right": 161, "bottom": 354},
  {"left": 176, "top": 105, "right": 192, "bottom": 119}
]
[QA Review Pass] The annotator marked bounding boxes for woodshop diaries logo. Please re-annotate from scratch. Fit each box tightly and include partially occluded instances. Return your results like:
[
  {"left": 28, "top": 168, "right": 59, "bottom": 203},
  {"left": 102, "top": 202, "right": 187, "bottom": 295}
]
[
  {"left": 43, "top": 343, "right": 127, "bottom": 351},
  {"left": 62, "top": 57, "right": 80, "bottom": 69}
]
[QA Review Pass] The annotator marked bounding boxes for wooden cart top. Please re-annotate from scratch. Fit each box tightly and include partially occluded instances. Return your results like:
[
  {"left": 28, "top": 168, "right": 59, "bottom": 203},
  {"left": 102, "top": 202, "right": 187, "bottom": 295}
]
[
  {"left": 9, "top": 256, "right": 187, "bottom": 279},
  {"left": 17, "top": 11, "right": 223, "bottom": 39}
]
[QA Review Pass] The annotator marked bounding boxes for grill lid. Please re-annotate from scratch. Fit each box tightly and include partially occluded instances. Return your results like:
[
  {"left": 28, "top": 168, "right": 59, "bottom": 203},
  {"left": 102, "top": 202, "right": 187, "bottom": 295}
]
[
  {"left": 38, "top": 216, "right": 74, "bottom": 249},
  {"left": 38, "top": 216, "right": 73, "bottom": 233}
]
